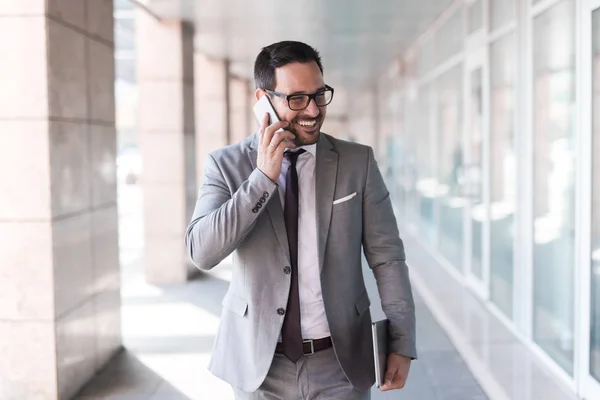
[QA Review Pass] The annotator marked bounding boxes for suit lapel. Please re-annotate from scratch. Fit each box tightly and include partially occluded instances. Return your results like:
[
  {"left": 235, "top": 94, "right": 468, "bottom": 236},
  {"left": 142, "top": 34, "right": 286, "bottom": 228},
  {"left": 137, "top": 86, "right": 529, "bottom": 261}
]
[
  {"left": 248, "top": 133, "right": 291, "bottom": 265},
  {"left": 315, "top": 134, "right": 338, "bottom": 273}
]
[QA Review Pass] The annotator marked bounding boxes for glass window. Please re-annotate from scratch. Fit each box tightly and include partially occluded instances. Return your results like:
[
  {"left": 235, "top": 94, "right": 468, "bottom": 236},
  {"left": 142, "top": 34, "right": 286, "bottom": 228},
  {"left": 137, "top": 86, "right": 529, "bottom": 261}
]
[
  {"left": 468, "top": 1, "right": 483, "bottom": 34},
  {"left": 590, "top": 6, "right": 600, "bottom": 383},
  {"left": 436, "top": 8, "right": 465, "bottom": 64},
  {"left": 437, "top": 66, "right": 464, "bottom": 269},
  {"left": 416, "top": 84, "right": 437, "bottom": 244},
  {"left": 490, "top": 0, "right": 515, "bottom": 31},
  {"left": 468, "top": 68, "right": 484, "bottom": 281},
  {"left": 489, "top": 33, "right": 517, "bottom": 319},
  {"left": 532, "top": 0, "right": 576, "bottom": 375},
  {"left": 391, "top": 93, "right": 406, "bottom": 210},
  {"left": 404, "top": 87, "right": 421, "bottom": 226}
]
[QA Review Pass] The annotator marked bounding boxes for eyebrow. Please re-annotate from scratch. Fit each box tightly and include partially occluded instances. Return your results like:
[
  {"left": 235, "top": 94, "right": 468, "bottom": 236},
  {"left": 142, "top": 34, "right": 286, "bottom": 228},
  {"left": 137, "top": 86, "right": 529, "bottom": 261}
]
[{"left": 288, "top": 86, "right": 327, "bottom": 96}]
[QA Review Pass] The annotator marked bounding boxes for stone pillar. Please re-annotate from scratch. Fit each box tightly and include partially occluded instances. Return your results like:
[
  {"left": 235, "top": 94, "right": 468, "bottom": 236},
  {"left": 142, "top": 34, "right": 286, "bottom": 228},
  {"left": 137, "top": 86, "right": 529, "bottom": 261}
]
[
  {"left": 229, "top": 75, "right": 252, "bottom": 144},
  {"left": 195, "top": 53, "right": 229, "bottom": 184},
  {"left": 136, "top": 12, "right": 196, "bottom": 283},
  {"left": 0, "top": 1, "right": 120, "bottom": 399}
]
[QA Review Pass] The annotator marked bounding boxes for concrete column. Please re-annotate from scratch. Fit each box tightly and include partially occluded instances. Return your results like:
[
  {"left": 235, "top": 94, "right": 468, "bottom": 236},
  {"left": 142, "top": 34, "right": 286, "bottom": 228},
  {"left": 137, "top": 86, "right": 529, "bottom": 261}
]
[
  {"left": 195, "top": 53, "right": 229, "bottom": 184},
  {"left": 136, "top": 12, "right": 196, "bottom": 283},
  {"left": 0, "top": 1, "right": 120, "bottom": 399},
  {"left": 229, "top": 75, "right": 252, "bottom": 144}
]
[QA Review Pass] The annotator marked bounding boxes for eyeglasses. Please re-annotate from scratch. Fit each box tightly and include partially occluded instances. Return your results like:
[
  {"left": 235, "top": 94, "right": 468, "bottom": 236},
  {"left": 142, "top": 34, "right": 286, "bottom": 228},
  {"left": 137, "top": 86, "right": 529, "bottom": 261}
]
[{"left": 265, "top": 85, "right": 335, "bottom": 111}]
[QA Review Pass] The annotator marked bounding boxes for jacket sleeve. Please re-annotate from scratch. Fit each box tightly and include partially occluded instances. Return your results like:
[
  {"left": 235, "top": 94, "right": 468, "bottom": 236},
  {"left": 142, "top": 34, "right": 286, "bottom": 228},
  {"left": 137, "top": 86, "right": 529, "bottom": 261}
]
[
  {"left": 361, "top": 146, "right": 417, "bottom": 360},
  {"left": 185, "top": 153, "right": 278, "bottom": 270}
]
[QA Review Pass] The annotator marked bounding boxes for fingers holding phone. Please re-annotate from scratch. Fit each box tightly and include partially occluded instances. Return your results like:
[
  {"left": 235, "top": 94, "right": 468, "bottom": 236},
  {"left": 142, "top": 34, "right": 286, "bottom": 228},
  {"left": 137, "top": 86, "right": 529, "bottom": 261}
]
[{"left": 257, "top": 113, "right": 295, "bottom": 182}]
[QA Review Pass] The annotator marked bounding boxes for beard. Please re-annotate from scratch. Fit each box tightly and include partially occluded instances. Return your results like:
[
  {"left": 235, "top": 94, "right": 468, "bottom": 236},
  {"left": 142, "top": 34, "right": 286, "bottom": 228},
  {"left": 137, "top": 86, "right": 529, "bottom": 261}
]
[{"left": 288, "top": 113, "right": 324, "bottom": 146}]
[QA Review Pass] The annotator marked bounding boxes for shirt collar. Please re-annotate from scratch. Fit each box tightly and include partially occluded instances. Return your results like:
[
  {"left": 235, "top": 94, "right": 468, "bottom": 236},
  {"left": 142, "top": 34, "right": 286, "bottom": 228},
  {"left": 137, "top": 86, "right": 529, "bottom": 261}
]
[{"left": 286, "top": 143, "right": 316, "bottom": 157}]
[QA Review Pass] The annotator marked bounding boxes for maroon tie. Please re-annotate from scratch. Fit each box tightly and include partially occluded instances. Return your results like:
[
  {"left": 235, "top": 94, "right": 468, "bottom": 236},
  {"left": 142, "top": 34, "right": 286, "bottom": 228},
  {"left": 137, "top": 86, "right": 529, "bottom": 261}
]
[{"left": 281, "top": 149, "right": 306, "bottom": 362}]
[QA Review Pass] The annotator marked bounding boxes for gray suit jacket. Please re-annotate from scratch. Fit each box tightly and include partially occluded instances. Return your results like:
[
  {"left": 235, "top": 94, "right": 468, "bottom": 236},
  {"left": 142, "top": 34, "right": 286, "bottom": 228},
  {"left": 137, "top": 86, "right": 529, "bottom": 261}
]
[{"left": 185, "top": 132, "right": 417, "bottom": 392}]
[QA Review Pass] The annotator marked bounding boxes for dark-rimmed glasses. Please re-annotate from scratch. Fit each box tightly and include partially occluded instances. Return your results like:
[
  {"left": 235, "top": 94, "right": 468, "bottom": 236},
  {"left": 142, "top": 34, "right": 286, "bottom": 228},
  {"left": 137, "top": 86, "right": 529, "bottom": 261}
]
[{"left": 265, "top": 85, "right": 334, "bottom": 111}]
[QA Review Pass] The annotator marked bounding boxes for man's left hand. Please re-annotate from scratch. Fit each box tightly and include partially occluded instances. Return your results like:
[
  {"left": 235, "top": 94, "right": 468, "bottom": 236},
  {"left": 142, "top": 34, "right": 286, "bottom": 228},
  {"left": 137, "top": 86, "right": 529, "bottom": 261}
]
[{"left": 380, "top": 353, "right": 411, "bottom": 391}]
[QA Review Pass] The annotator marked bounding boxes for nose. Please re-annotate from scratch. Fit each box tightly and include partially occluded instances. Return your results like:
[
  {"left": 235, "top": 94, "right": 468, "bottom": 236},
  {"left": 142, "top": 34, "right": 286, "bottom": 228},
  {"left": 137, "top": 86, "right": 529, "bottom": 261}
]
[{"left": 304, "top": 98, "right": 320, "bottom": 117}]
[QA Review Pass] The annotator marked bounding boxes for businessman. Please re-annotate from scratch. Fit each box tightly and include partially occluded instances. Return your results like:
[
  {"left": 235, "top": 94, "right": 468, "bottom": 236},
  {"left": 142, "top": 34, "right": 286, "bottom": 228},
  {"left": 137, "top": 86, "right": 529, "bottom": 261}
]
[{"left": 185, "top": 40, "right": 416, "bottom": 400}]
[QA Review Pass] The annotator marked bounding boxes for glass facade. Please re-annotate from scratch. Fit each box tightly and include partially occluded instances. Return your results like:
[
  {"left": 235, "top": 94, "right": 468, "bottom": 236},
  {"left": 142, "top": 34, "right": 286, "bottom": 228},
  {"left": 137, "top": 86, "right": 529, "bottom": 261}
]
[
  {"left": 437, "top": 66, "right": 464, "bottom": 269},
  {"left": 531, "top": 0, "right": 576, "bottom": 375},
  {"left": 489, "top": 33, "right": 517, "bottom": 319},
  {"left": 387, "top": 0, "right": 600, "bottom": 395},
  {"left": 468, "top": 67, "right": 484, "bottom": 281},
  {"left": 417, "top": 84, "right": 437, "bottom": 245}
]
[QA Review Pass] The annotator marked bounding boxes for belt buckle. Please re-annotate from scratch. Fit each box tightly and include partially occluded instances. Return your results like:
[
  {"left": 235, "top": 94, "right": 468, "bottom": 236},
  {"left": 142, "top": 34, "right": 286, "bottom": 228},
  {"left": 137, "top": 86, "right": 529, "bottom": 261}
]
[{"left": 303, "top": 339, "right": 315, "bottom": 355}]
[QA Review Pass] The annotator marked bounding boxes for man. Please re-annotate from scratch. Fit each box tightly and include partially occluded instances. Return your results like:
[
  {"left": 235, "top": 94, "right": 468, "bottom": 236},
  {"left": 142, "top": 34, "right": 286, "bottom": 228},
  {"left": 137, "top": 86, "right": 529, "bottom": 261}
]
[{"left": 185, "top": 41, "right": 416, "bottom": 399}]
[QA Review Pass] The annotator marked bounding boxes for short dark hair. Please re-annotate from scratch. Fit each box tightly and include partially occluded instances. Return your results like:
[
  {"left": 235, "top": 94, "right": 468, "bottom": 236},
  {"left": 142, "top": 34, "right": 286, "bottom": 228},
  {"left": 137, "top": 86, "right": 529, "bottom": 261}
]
[{"left": 254, "top": 41, "right": 324, "bottom": 90}]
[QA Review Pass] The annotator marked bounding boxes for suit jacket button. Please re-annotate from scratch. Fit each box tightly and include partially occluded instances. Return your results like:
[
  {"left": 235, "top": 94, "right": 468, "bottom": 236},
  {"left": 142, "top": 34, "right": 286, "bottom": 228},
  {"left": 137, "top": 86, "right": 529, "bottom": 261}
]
[
  {"left": 283, "top": 266, "right": 291, "bottom": 274},
  {"left": 277, "top": 308, "right": 285, "bottom": 316}
]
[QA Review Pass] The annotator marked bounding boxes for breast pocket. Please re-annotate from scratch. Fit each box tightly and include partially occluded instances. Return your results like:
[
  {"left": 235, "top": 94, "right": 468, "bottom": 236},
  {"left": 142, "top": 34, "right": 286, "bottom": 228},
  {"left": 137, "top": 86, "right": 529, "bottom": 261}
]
[{"left": 332, "top": 191, "right": 360, "bottom": 213}]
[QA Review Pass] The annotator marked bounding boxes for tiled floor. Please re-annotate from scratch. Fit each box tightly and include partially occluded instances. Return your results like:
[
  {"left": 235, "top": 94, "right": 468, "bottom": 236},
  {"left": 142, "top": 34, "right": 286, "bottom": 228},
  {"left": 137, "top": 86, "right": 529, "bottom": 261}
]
[
  {"left": 399, "top": 224, "right": 581, "bottom": 400},
  {"left": 74, "top": 254, "right": 487, "bottom": 400}
]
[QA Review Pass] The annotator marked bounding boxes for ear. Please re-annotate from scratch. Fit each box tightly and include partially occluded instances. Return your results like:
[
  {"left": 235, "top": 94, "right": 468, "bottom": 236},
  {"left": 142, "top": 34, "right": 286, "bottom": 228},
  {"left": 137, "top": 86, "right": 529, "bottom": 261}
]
[{"left": 255, "top": 88, "right": 268, "bottom": 101}]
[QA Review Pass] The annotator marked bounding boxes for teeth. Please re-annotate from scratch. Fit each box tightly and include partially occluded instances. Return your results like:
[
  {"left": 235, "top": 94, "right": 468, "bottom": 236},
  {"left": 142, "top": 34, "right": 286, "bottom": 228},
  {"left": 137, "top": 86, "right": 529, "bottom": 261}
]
[{"left": 298, "top": 120, "right": 316, "bottom": 127}]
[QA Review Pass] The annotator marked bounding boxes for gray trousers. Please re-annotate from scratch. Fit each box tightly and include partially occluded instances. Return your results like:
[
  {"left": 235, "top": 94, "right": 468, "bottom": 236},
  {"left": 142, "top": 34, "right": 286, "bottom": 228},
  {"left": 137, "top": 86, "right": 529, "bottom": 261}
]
[{"left": 233, "top": 347, "right": 370, "bottom": 400}]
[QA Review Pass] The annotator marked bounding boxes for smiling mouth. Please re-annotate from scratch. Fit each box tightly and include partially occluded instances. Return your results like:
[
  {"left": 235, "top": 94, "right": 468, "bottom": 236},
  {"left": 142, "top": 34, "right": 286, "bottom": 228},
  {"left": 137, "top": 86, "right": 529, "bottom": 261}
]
[
  {"left": 295, "top": 118, "right": 320, "bottom": 132},
  {"left": 298, "top": 120, "right": 317, "bottom": 128}
]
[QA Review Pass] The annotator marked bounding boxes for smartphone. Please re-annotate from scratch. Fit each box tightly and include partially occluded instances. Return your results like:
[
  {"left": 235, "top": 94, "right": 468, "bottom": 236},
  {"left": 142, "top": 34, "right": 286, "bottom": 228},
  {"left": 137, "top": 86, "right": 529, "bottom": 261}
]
[{"left": 253, "top": 95, "right": 283, "bottom": 132}]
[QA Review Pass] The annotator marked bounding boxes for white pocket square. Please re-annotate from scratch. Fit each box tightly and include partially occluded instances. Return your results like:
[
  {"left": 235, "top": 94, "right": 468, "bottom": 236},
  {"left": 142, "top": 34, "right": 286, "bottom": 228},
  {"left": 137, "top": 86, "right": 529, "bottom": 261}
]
[{"left": 333, "top": 192, "right": 357, "bottom": 205}]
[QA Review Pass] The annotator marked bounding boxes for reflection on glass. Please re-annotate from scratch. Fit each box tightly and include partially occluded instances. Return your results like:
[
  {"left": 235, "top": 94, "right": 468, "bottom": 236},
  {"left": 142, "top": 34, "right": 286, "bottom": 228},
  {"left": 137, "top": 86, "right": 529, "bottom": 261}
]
[
  {"left": 392, "top": 94, "right": 406, "bottom": 212},
  {"left": 590, "top": 6, "right": 600, "bottom": 383},
  {"left": 437, "top": 66, "right": 464, "bottom": 269},
  {"left": 416, "top": 84, "right": 437, "bottom": 245},
  {"left": 468, "top": 0, "right": 483, "bottom": 34},
  {"left": 490, "top": 0, "right": 515, "bottom": 32},
  {"left": 490, "top": 33, "right": 517, "bottom": 319},
  {"left": 468, "top": 68, "right": 484, "bottom": 281},
  {"left": 404, "top": 88, "right": 421, "bottom": 226},
  {"left": 532, "top": 0, "right": 575, "bottom": 375}
]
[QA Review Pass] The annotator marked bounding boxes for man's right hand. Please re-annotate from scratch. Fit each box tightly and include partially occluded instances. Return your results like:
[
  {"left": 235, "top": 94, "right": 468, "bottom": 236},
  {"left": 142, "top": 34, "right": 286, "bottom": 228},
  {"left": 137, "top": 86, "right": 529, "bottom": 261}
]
[{"left": 257, "top": 113, "right": 296, "bottom": 182}]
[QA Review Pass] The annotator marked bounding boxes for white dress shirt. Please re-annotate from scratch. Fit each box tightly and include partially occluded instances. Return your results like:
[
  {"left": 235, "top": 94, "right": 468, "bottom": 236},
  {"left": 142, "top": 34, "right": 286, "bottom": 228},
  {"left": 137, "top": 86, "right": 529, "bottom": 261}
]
[{"left": 278, "top": 144, "right": 331, "bottom": 340}]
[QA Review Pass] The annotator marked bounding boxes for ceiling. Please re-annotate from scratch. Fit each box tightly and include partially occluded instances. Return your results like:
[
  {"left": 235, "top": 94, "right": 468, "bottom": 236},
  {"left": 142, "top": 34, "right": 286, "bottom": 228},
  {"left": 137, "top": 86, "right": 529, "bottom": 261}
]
[{"left": 137, "top": 0, "right": 452, "bottom": 90}]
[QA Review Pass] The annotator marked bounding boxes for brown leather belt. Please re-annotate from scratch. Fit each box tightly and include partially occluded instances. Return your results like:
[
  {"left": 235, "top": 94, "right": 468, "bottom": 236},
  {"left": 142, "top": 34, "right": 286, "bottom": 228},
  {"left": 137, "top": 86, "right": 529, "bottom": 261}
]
[{"left": 275, "top": 337, "right": 332, "bottom": 356}]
